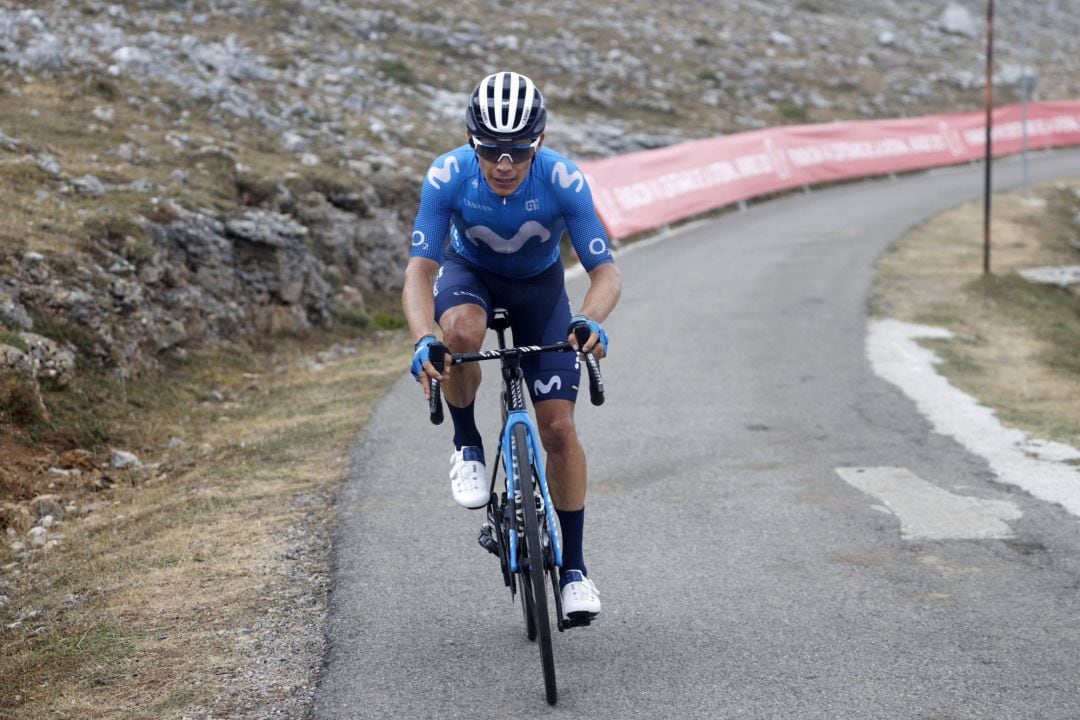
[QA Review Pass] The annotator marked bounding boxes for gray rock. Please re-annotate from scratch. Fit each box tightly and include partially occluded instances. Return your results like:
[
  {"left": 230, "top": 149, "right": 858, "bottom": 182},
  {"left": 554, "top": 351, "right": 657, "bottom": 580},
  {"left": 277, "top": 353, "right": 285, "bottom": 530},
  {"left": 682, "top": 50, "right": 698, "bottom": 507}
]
[
  {"left": 27, "top": 526, "right": 47, "bottom": 547},
  {"left": 0, "top": 344, "right": 33, "bottom": 375},
  {"left": 153, "top": 320, "right": 187, "bottom": 350},
  {"left": 21, "top": 33, "right": 66, "bottom": 71},
  {"left": 769, "top": 31, "right": 796, "bottom": 47},
  {"left": 226, "top": 211, "right": 307, "bottom": 248},
  {"left": 110, "top": 449, "right": 143, "bottom": 469},
  {"left": 996, "top": 64, "right": 1038, "bottom": 93},
  {"left": 940, "top": 3, "right": 977, "bottom": 38},
  {"left": 18, "top": 332, "right": 77, "bottom": 385},
  {"left": 37, "top": 154, "right": 62, "bottom": 176},
  {"left": 111, "top": 45, "right": 155, "bottom": 73},
  {"left": 31, "top": 495, "right": 64, "bottom": 520},
  {"left": 281, "top": 131, "right": 308, "bottom": 152},
  {"left": 72, "top": 174, "right": 108, "bottom": 197},
  {"left": 0, "top": 287, "right": 33, "bottom": 330}
]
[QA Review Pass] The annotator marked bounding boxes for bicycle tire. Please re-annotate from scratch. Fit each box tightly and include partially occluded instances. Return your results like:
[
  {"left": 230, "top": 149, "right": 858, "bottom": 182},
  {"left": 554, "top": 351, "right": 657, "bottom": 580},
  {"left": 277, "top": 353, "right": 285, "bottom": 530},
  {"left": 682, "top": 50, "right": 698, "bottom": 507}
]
[
  {"left": 513, "top": 424, "right": 557, "bottom": 705},
  {"left": 519, "top": 572, "right": 537, "bottom": 641}
]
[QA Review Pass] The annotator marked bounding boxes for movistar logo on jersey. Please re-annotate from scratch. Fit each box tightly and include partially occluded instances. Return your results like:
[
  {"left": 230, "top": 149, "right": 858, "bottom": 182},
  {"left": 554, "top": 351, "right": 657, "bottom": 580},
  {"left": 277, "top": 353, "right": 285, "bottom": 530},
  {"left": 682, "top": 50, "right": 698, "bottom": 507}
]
[
  {"left": 551, "top": 162, "right": 584, "bottom": 193},
  {"left": 427, "top": 156, "right": 460, "bottom": 189},
  {"left": 465, "top": 220, "right": 552, "bottom": 254}
]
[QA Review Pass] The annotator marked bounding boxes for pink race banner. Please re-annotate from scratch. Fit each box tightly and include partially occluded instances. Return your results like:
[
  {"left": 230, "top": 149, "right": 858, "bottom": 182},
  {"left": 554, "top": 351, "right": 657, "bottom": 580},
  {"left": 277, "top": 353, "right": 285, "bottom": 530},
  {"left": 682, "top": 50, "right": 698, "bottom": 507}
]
[{"left": 579, "top": 101, "right": 1080, "bottom": 239}]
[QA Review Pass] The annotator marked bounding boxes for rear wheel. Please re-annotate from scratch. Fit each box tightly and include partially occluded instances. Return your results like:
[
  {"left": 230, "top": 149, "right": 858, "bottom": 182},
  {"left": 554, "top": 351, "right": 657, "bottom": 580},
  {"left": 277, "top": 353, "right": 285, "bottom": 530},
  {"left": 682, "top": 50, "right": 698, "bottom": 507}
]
[{"left": 513, "top": 424, "right": 557, "bottom": 705}]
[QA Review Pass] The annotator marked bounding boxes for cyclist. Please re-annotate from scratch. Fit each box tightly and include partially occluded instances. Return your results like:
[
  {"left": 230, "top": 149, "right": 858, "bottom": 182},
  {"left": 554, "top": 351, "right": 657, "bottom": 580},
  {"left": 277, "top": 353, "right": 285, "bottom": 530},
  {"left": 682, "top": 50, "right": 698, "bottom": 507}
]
[{"left": 402, "top": 71, "right": 621, "bottom": 621}]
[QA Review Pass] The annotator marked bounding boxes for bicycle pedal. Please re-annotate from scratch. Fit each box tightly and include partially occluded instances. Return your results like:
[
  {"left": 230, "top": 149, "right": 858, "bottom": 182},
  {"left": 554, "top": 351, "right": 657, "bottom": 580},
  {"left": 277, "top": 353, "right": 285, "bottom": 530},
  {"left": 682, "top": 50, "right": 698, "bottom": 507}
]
[
  {"left": 561, "top": 615, "right": 594, "bottom": 629},
  {"left": 477, "top": 523, "right": 499, "bottom": 556}
]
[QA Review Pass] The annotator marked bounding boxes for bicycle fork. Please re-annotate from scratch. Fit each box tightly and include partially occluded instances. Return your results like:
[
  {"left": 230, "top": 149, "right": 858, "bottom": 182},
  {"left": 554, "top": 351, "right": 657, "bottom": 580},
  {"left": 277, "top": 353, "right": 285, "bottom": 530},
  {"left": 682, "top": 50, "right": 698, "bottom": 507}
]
[{"left": 502, "top": 412, "right": 563, "bottom": 573}]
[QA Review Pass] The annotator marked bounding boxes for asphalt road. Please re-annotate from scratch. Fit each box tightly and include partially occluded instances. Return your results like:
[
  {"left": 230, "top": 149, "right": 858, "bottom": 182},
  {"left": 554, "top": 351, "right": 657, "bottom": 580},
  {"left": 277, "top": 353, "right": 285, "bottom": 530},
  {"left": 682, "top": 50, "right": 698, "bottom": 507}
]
[{"left": 315, "top": 149, "right": 1080, "bottom": 719}]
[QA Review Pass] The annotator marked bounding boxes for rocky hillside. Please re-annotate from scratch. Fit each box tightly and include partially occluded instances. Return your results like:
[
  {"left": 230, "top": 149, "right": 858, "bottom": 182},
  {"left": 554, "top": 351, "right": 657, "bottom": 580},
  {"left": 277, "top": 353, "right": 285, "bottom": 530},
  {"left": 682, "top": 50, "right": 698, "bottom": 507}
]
[{"left": 1, "top": 0, "right": 1078, "bottom": 385}]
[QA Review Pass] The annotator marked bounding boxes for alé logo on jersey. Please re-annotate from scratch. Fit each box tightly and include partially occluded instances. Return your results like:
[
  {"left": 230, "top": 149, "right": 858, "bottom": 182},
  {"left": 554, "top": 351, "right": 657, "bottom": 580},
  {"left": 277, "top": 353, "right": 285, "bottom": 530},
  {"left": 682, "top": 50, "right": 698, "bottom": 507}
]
[
  {"left": 427, "top": 156, "right": 460, "bottom": 189},
  {"left": 465, "top": 221, "right": 551, "bottom": 254}
]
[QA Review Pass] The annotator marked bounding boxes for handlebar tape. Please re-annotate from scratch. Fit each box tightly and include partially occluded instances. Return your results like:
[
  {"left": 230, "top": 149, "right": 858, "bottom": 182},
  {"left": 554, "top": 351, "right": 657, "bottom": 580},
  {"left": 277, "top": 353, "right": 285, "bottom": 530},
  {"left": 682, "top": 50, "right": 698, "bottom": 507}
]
[
  {"left": 572, "top": 325, "right": 605, "bottom": 406},
  {"left": 428, "top": 343, "right": 447, "bottom": 425}
]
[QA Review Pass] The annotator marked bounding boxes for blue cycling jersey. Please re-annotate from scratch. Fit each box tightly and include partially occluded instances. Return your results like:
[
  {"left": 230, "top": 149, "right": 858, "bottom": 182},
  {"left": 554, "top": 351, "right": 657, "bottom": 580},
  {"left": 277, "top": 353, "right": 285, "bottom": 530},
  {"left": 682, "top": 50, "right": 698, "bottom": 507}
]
[{"left": 410, "top": 145, "right": 614, "bottom": 279}]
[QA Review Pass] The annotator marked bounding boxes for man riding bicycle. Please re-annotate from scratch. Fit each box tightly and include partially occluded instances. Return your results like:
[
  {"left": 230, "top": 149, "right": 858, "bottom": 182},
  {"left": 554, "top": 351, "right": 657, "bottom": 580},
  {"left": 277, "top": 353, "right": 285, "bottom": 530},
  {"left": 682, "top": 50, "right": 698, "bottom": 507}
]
[{"left": 402, "top": 71, "right": 621, "bottom": 621}]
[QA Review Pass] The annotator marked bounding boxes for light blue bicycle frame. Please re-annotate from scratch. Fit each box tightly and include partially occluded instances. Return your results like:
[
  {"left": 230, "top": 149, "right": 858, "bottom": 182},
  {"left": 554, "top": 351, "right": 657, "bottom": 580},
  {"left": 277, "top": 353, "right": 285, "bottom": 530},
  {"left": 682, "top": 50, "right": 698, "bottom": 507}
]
[{"left": 502, "top": 409, "right": 563, "bottom": 573}]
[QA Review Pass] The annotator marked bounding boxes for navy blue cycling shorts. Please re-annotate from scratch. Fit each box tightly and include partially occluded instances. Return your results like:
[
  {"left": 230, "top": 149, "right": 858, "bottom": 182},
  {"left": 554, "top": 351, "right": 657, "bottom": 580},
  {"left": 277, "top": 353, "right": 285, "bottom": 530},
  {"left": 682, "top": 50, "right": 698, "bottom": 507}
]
[{"left": 433, "top": 251, "right": 580, "bottom": 404}]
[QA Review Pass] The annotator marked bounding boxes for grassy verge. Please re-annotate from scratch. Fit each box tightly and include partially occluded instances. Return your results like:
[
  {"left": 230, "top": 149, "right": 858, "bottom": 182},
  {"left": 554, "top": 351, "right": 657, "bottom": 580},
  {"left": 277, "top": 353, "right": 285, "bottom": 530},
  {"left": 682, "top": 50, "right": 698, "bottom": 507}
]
[
  {"left": 1, "top": 310, "right": 410, "bottom": 717},
  {"left": 872, "top": 177, "right": 1080, "bottom": 449}
]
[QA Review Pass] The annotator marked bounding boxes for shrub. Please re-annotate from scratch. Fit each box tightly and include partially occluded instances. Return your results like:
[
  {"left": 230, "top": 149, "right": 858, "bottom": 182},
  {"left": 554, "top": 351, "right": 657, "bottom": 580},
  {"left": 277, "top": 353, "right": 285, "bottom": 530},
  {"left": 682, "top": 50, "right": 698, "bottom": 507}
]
[{"left": 376, "top": 60, "right": 417, "bottom": 85}]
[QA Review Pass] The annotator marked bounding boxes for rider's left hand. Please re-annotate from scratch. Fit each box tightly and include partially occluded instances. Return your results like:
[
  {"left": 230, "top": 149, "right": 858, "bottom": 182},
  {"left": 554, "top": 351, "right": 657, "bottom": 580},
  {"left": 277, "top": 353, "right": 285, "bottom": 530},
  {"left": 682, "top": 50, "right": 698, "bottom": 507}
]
[{"left": 567, "top": 315, "right": 608, "bottom": 360}]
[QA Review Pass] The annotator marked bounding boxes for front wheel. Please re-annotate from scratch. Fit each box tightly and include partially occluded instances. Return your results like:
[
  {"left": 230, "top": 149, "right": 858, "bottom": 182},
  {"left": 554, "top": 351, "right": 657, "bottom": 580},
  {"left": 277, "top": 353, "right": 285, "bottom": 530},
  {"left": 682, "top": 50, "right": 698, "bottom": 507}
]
[
  {"left": 519, "top": 572, "right": 537, "bottom": 641},
  {"left": 513, "top": 424, "right": 557, "bottom": 705}
]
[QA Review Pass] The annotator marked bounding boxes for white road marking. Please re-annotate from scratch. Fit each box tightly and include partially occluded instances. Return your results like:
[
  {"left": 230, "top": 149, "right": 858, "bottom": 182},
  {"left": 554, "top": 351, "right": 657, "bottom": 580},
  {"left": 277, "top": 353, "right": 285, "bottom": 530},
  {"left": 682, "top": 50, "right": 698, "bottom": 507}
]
[
  {"left": 836, "top": 466, "right": 1021, "bottom": 540},
  {"left": 867, "top": 319, "right": 1080, "bottom": 517}
]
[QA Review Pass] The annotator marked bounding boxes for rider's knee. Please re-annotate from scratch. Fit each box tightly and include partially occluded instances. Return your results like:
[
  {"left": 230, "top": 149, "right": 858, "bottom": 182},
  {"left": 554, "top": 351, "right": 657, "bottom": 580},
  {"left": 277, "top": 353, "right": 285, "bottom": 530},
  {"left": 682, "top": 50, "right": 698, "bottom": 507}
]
[
  {"left": 539, "top": 412, "right": 579, "bottom": 455},
  {"left": 440, "top": 307, "right": 486, "bottom": 352}
]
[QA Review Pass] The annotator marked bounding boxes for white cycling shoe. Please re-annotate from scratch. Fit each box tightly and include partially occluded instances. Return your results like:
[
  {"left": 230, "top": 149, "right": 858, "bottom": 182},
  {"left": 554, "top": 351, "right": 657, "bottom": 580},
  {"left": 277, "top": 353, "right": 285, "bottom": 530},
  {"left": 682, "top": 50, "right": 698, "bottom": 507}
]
[
  {"left": 560, "top": 570, "right": 601, "bottom": 619},
  {"left": 449, "top": 447, "right": 489, "bottom": 509}
]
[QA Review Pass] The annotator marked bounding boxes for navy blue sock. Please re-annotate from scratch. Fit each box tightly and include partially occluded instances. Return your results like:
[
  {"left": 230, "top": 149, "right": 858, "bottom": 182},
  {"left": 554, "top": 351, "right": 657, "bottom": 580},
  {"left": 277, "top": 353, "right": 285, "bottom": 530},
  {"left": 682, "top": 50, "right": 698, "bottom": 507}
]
[
  {"left": 557, "top": 506, "right": 587, "bottom": 577},
  {"left": 448, "top": 400, "right": 484, "bottom": 461}
]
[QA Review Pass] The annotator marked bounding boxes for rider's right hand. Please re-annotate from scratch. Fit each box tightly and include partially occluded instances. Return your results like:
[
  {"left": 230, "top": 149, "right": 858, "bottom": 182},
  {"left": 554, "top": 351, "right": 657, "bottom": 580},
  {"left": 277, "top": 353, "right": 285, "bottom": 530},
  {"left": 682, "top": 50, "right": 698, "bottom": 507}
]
[{"left": 411, "top": 335, "right": 449, "bottom": 394}]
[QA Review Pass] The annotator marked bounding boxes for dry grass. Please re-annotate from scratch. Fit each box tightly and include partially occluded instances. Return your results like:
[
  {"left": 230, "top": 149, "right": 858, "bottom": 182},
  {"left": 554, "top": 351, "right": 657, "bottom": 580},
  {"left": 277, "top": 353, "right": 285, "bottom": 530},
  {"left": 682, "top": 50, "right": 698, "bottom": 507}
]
[
  {"left": 872, "top": 177, "right": 1080, "bottom": 448},
  {"left": 0, "top": 325, "right": 410, "bottom": 718}
]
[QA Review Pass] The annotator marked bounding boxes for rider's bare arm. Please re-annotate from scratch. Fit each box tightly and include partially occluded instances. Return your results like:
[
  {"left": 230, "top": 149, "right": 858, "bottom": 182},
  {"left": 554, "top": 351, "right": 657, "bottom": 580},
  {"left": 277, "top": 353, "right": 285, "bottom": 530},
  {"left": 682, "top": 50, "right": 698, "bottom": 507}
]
[
  {"left": 402, "top": 256, "right": 440, "bottom": 343},
  {"left": 576, "top": 262, "right": 621, "bottom": 325}
]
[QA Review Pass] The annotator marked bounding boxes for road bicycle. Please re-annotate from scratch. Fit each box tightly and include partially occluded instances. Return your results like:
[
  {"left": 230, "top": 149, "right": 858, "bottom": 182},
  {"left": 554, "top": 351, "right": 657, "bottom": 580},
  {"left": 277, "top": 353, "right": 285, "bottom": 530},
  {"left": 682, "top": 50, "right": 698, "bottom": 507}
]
[{"left": 426, "top": 308, "right": 604, "bottom": 706}]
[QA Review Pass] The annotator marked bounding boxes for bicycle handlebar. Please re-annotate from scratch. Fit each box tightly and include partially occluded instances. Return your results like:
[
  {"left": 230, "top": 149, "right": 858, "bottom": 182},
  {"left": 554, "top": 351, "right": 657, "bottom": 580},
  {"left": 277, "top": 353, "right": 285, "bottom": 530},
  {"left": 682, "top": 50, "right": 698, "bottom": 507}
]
[
  {"left": 428, "top": 340, "right": 605, "bottom": 424},
  {"left": 428, "top": 343, "right": 447, "bottom": 425},
  {"left": 572, "top": 325, "right": 606, "bottom": 408}
]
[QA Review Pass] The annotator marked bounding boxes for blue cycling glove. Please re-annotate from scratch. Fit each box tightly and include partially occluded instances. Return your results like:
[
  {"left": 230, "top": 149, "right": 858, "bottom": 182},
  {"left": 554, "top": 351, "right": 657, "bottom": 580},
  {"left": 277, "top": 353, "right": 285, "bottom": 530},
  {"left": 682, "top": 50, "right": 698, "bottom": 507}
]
[
  {"left": 411, "top": 335, "right": 438, "bottom": 381},
  {"left": 567, "top": 315, "right": 609, "bottom": 353}
]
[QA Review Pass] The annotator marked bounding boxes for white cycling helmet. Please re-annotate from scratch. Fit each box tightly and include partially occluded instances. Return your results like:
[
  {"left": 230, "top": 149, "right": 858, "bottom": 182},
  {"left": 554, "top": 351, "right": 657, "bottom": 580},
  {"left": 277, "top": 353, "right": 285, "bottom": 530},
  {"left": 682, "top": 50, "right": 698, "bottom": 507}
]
[{"left": 465, "top": 71, "right": 547, "bottom": 144}]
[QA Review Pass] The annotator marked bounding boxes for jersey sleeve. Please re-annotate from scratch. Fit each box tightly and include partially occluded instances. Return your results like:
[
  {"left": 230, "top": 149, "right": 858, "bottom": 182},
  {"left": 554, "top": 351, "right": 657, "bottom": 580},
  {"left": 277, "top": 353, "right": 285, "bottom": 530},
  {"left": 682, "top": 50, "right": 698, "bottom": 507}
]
[
  {"left": 409, "top": 152, "right": 461, "bottom": 263},
  {"left": 551, "top": 156, "right": 615, "bottom": 273}
]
